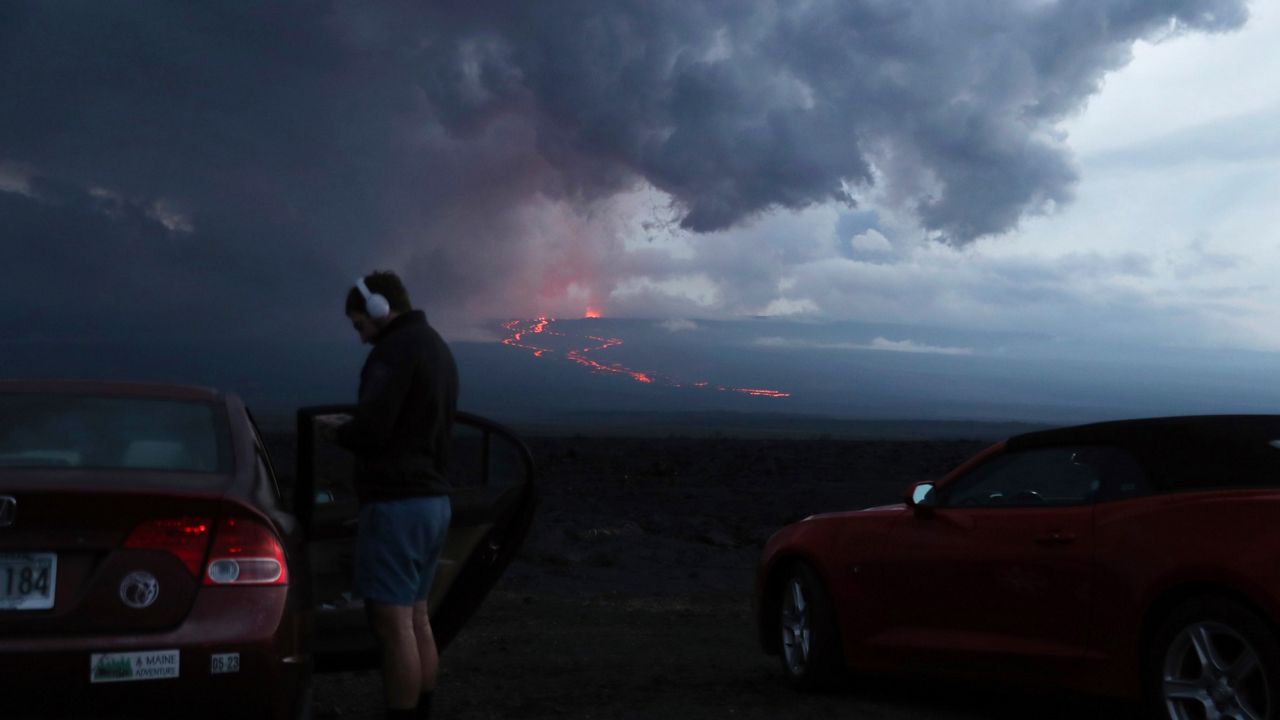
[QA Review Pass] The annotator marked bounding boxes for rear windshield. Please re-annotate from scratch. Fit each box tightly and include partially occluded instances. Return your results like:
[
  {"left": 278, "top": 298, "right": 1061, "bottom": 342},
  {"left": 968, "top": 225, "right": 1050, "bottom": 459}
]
[{"left": 0, "top": 394, "right": 232, "bottom": 473}]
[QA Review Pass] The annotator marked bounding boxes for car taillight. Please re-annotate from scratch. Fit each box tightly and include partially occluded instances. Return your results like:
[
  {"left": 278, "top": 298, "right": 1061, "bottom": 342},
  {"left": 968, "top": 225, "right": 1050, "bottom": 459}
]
[
  {"left": 123, "top": 517, "right": 213, "bottom": 578},
  {"left": 203, "top": 517, "right": 287, "bottom": 586}
]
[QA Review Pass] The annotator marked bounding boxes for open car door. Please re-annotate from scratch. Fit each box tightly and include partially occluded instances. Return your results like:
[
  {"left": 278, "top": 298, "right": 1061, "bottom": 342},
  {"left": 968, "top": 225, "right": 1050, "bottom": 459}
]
[{"left": 294, "top": 406, "right": 536, "bottom": 671}]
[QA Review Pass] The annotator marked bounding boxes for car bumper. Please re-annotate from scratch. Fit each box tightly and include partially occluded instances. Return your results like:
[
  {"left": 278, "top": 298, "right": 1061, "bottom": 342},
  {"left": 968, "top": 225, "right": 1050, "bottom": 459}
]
[{"left": 0, "top": 586, "right": 308, "bottom": 719}]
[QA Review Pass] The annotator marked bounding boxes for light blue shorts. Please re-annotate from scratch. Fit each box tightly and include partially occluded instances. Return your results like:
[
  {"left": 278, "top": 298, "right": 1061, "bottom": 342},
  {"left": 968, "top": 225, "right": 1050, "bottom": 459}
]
[{"left": 353, "top": 495, "right": 452, "bottom": 606}]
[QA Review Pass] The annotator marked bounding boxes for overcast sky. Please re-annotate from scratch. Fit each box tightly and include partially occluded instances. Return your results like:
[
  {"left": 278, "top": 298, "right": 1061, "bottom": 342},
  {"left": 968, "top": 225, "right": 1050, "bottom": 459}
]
[{"left": 2, "top": 0, "right": 1275, "bottom": 358}]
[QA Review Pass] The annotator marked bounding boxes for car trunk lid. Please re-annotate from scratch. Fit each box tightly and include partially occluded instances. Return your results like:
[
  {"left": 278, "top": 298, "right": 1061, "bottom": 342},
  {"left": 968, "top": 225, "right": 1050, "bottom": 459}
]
[{"left": 0, "top": 476, "right": 239, "bottom": 637}]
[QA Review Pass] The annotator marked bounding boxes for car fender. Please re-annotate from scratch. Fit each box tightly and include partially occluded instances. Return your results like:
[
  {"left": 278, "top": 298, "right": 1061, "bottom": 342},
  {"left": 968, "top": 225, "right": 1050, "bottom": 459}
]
[
  {"left": 756, "top": 507, "right": 905, "bottom": 660},
  {"left": 756, "top": 515, "right": 842, "bottom": 654}
]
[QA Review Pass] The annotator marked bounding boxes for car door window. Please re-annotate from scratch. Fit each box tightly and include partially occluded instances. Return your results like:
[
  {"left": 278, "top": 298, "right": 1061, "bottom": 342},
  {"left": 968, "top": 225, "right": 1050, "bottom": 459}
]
[
  {"left": 1080, "top": 445, "right": 1150, "bottom": 501},
  {"left": 943, "top": 447, "right": 1104, "bottom": 508}
]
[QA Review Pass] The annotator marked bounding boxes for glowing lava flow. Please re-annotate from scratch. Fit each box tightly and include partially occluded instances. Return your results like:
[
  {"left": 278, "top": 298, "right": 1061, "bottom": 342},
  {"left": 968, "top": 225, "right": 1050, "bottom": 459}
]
[
  {"left": 501, "top": 317, "right": 555, "bottom": 357},
  {"left": 501, "top": 317, "right": 790, "bottom": 398},
  {"left": 566, "top": 335, "right": 655, "bottom": 384},
  {"left": 733, "top": 388, "right": 791, "bottom": 398}
]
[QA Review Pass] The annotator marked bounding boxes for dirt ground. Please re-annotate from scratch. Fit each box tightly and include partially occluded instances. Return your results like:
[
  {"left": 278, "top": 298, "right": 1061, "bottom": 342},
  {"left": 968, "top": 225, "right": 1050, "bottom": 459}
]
[{"left": 313, "top": 436, "right": 1138, "bottom": 720}]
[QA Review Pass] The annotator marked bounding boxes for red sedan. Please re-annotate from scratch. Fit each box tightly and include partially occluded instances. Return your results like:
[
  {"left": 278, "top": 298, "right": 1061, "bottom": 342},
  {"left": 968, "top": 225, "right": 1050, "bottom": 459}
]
[
  {"left": 0, "top": 380, "right": 536, "bottom": 719},
  {"left": 756, "top": 415, "right": 1280, "bottom": 719}
]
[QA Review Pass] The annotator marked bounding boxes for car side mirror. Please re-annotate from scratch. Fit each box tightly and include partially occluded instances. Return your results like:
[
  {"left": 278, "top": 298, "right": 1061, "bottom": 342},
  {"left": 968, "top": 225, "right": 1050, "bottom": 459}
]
[{"left": 907, "top": 482, "right": 938, "bottom": 513}]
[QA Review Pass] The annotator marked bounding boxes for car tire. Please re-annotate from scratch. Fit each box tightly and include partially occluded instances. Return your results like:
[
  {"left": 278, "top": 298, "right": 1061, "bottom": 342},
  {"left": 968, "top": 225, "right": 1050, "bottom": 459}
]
[
  {"left": 778, "top": 561, "right": 844, "bottom": 690},
  {"left": 1146, "top": 596, "right": 1280, "bottom": 720}
]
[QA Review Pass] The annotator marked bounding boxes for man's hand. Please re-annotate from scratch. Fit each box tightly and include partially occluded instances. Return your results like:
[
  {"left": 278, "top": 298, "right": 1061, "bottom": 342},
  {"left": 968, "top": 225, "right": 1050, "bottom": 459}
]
[{"left": 314, "top": 413, "right": 352, "bottom": 442}]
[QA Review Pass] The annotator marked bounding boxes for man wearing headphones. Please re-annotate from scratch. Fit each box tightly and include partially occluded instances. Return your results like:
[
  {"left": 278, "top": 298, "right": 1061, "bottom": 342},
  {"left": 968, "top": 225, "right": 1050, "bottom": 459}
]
[{"left": 319, "top": 270, "right": 457, "bottom": 720}]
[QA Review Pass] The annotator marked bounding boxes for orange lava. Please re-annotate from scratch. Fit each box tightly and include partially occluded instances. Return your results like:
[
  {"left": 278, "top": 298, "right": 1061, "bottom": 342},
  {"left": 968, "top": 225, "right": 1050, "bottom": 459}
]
[
  {"left": 500, "top": 318, "right": 788, "bottom": 399},
  {"left": 501, "top": 316, "right": 559, "bottom": 357},
  {"left": 730, "top": 388, "right": 792, "bottom": 398},
  {"left": 565, "top": 334, "right": 655, "bottom": 384}
]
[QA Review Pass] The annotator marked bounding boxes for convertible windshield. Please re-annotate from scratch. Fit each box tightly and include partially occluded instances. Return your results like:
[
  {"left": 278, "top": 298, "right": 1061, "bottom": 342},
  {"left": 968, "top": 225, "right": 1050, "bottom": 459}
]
[{"left": 0, "top": 394, "right": 231, "bottom": 473}]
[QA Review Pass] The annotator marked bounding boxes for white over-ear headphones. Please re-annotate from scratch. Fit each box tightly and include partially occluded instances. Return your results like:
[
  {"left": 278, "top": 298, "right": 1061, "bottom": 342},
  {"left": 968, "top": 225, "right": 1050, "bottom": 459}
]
[{"left": 354, "top": 277, "right": 391, "bottom": 320}]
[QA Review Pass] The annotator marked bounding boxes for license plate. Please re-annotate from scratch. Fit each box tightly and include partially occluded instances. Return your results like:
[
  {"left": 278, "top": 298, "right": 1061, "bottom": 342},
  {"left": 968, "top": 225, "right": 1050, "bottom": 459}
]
[{"left": 0, "top": 553, "right": 56, "bottom": 610}]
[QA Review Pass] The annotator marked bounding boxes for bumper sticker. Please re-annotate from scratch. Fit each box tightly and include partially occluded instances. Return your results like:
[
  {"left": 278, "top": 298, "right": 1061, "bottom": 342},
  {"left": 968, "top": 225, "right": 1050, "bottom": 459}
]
[{"left": 90, "top": 650, "right": 180, "bottom": 683}]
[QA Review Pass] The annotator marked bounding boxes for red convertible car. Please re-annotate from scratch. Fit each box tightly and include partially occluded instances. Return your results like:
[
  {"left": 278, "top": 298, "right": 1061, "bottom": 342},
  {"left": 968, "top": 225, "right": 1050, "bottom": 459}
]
[
  {"left": 757, "top": 415, "right": 1280, "bottom": 720},
  {"left": 0, "top": 380, "right": 536, "bottom": 718}
]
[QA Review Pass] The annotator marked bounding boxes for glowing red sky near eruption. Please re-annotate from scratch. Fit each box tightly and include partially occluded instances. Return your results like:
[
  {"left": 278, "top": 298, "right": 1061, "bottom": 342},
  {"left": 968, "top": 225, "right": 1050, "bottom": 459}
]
[{"left": 500, "top": 317, "right": 790, "bottom": 398}]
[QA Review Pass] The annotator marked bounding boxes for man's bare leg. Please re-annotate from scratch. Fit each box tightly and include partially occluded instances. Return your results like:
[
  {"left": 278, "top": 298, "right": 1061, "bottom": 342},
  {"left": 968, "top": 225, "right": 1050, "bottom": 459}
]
[
  {"left": 367, "top": 602, "right": 421, "bottom": 709},
  {"left": 412, "top": 600, "right": 440, "bottom": 691}
]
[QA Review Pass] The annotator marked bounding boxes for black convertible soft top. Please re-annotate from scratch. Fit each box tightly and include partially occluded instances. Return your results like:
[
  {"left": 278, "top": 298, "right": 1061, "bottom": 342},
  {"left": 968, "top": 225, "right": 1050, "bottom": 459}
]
[
  {"left": 1011, "top": 414, "right": 1280, "bottom": 448},
  {"left": 1008, "top": 415, "right": 1280, "bottom": 492}
]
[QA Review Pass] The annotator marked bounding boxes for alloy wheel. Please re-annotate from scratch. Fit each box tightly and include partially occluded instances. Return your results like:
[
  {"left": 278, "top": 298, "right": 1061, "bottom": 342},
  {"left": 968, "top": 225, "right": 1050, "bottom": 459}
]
[
  {"left": 781, "top": 576, "right": 811, "bottom": 676},
  {"left": 1162, "top": 620, "right": 1270, "bottom": 720}
]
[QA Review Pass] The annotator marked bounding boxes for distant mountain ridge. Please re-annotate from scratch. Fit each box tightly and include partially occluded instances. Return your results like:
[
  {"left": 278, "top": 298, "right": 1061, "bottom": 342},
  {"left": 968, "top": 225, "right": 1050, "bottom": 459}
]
[{"left": 5, "top": 317, "right": 1280, "bottom": 434}]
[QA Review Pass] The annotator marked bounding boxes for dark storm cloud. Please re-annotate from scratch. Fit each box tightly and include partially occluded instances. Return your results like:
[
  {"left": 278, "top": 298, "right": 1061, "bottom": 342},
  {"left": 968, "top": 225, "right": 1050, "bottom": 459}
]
[
  {"left": 0, "top": 0, "right": 1248, "bottom": 343},
  {"left": 412, "top": 0, "right": 1246, "bottom": 238}
]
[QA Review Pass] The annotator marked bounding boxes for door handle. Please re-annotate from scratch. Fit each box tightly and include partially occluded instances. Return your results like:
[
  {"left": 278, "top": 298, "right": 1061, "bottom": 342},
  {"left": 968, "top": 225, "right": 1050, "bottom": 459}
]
[{"left": 1034, "top": 531, "right": 1076, "bottom": 546}]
